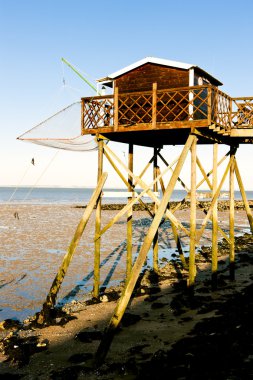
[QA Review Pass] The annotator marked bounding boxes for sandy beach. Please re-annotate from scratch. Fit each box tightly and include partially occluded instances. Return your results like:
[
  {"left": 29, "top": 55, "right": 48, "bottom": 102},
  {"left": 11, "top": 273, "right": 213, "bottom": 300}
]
[{"left": 0, "top": 203, "right": 253, "bottom": 378}]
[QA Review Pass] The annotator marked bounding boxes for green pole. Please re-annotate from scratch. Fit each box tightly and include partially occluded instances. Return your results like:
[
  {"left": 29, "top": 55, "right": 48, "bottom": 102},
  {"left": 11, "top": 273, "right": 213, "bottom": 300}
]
[{"left": 61, "top": 57, "right": 100, "bottom": 94}]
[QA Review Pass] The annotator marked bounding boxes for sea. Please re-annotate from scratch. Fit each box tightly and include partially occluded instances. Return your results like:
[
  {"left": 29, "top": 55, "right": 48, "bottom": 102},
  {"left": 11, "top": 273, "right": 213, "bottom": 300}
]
[{"left": 1, "top": 186, "right": 253, "bottom": 205}]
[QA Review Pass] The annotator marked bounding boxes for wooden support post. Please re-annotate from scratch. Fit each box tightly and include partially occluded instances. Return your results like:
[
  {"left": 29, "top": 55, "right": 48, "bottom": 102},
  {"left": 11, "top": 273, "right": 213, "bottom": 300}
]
[
  {"left": 104, "top": 150, "right": 154, "bottom": 219},
  {"left": 93, "top": 139, "right": 104, "bottom": 298},
  {"left": 37, "top": 172, "right": 108, "bottom": 324},
  {"left": 153, "top": 148, "right": 159, "bottom": 273},
  {"left": 234, "top": 159, "right": 253, "bottom": 234},
  {"left": 95, "top": 135, "right": 194, "bottom": 366},
  {"left": 126, "top": 144, "right": 133, "bottom": 281},
  {"left": 103, "top": 143, "right": 189, "bottom": 236},
  {"left": 208, "top": 86, "right": 212, "bottom": 125},
  {"left": 196, "top": 157, "right": 233, "bottom": 244},
  {"left": 81, "top": 100, "right": 85, "bottom": 134},
  {"left": 229, "top": 149, "right": 235, "bottom": 280},
  {"left": 196, "top": 156, "right": 213, "bottom": 190},
  {"left": 97, "top": 154, "right": 184, "bottom": 240},
  {"left": 212, "top": 144, "right": 218, "bottom": 290},
  {"left": 114, "top": 87, "right": 119, "bottom": 131},
  {"left": 157, "top": 167, "right": 187, "bottom": 269},
  {"left": 188, "top": 136, "right": 197, "bottom": 290},
  {"left": 152, "top": 83, "right": 157, "bottom": 129}
]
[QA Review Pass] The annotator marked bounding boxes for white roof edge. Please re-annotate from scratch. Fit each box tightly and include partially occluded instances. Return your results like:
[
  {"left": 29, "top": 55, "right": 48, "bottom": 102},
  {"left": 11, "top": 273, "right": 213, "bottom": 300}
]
[
  {"left": 97, "top": 57, "right": 195, "bottom": 82},
  {"left": 96, "top": 57, "right": 222, "bottom": 85}
]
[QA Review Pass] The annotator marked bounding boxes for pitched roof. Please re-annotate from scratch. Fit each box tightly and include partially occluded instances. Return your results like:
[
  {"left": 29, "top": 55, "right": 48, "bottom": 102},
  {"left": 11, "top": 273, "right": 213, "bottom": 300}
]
[{"left": 97, "top": 56, "right": 222, "bottom": 86}]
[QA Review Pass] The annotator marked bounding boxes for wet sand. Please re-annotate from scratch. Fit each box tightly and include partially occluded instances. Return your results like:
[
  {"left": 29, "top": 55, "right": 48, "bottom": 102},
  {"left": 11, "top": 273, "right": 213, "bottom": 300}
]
[
  {"left": 1, "top": 203, "right": 253, "bottom": 378},
  {"left": 0, "top": 203, "right": 250, "bottom": 321}
]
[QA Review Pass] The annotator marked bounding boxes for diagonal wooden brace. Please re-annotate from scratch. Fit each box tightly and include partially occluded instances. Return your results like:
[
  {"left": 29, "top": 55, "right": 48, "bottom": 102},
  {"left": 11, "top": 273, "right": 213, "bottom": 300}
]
[
  {"left": 37, "top": 172, "right": 108, "bottom": 324},
  {"left": 95, "top": 134, "right": 194, "bottom": 366},
  {"left": 103, "top": 143, "right": 190, "bottom": 236},
  {"left": 96, "top": 155, "right": 181, "bottom": 240},
  {"left": 196, "top": 156, "right": 234, "bottom": 243}
]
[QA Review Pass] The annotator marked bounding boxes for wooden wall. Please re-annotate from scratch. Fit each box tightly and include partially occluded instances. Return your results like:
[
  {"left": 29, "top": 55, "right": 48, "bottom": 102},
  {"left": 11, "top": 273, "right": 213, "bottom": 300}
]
[{"left": 115, "top": 63, "right": 189, "bottom": 93}]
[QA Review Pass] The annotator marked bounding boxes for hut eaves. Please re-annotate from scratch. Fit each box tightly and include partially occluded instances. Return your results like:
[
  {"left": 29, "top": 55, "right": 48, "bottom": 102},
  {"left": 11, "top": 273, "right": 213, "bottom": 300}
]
[{"left": 97, "top": 56, "right": 223, "bottom": 87}]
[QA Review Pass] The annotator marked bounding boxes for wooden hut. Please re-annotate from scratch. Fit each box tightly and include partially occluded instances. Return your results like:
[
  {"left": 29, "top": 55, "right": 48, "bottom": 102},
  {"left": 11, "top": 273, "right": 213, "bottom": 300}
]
[{"left": 40, "top": 57, "right": 253, "bottom": 364}]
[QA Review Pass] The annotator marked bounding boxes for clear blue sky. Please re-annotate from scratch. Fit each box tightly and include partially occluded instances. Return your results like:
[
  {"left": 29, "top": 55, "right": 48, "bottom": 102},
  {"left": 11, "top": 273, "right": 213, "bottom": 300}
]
[{"left": 1, "top": 0, "right": 253, "bottom": 189}]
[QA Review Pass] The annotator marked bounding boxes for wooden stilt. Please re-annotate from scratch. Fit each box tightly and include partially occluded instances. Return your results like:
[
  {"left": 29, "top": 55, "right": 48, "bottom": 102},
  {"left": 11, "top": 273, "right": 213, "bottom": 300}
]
[
  {"left": 170, "top": 150, "right": 231, "bottom": 214},
  {"left": 196, "top": 156, "right": 233, "bottom": 244},
  {"left": 234, "top": 159, "right": 253, "bottom": 234},
  {"left": 103, "top": 144, "right": 189, "bottom": 236},
  {"left": 212, "top": 144, "right": 218, "bottom": 290},
  {"left": 229, "top": 149, "right": 235, "bottom": 280},
  {"left": 96, "top": 154, "right": 186, "bottom": 240},
  {"left": 37, "top": 172, "right": 108, "bottom": 324},
  {"left": 157, "top": 167, "right": 187, "bottom": 269},
  {"left": 93, "top": 139, "right": 104, "bottom": 298},
  {"left": 104, "top": 149, "right": 154, "bottom": 219},
  {"left": 95, "top": 134, "right": 194, "bottom": 366},
  {"left": 126, "top": 144, "right": 133, "bottom": 281},
  {"left": 188, "top": 136, "right": 197, "bottom": 290},
  {"left": 153, "top": 148, "right": 159, "bottom": 273}
]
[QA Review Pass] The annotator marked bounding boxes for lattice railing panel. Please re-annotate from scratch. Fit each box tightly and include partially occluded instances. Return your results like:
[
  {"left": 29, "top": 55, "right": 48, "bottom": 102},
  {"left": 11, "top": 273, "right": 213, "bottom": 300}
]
[
  {"left": 118, "top": 93, "right": 153, "bottom": 125},
  {"left": 81, "top": 86, "right": 253, "bottom": 133},
  {"left": 210, "top": 88, "right": 231, "bottom": 131},
  {"left": 231, "top": 98, "right": 253, "bottom": 128},
  {"left": 82, "top": 96, "right": 114, "bottom": 130}
]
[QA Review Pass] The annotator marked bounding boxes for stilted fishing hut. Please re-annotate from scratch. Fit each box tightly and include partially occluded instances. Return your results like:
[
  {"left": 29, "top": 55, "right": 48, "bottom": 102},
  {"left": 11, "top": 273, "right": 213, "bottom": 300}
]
[{"left": 30, "top": 57, "right": 253, "bottom": 363}]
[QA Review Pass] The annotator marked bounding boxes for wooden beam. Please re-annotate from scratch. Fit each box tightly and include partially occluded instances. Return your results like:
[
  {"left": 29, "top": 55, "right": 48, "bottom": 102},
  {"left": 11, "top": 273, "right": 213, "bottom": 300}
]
[
  {"left": 152, "top": 83, "right": 157, "bottom": 129},
  {"left": 103, "top": 144, "right": 190, "bottom": 236},
  {"left": 170, "top": 150, "right": 231, "bottom": 215},
  {"left": 114, "top": 87, "right": 119, "bottom": 131},
  {"left": 37, "top": 172, "right": 108, "bottom": 324},
  {"left": 153, "top": 148, "right": 159, "bottom": 273},
  {"left": 93, "top": 140, "right": 104, "bottom": 298},
  {"left": 104, "top": 149, "right": 154, "bottom": 218},
  {"left": 229, "top": 150, "right": 235, "bottom": 280},
  {"left": 96, "top": 155, "right": 183, "bottom": 240},
  {"left": 234, "top": 159, "right": 253, "bottom": 234},
  {"left": 188, "top": 136, "right": 197, "bottom": 289},
  {"left": 212, "top": 143, "right": 218, "bottom": 289},
  {"left": 157, "top": 167, "right": 187, "bottom": 269},
  {"left": 196, "top": 156, "right": 233, "bottom": 243},
  {"left": 196, "top": 156, "right": 213, "bottom": 190},
  {"left": 158, "top": 151, "right": 190, "bottom": 192},
  {"left": 95, "top": 134, "right": 194, "bottom": 366},
  {"left": 127, "top": 144, "right": 133, "bottom": 281},
  {"left": 230, "top": 129, "right": 253, "bottom": 137}
]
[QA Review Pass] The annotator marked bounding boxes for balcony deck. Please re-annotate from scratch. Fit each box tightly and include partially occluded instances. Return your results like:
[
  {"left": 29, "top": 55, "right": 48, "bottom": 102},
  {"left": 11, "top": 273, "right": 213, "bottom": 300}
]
[{"left": 81, "top": 85, "right": 253, "bottom": 146}]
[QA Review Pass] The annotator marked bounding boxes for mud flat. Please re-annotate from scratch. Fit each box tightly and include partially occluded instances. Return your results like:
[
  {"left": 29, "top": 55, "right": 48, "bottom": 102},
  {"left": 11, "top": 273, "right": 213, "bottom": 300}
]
[{"left": 0, "top": 203, "right": 253, "bottom": 378}]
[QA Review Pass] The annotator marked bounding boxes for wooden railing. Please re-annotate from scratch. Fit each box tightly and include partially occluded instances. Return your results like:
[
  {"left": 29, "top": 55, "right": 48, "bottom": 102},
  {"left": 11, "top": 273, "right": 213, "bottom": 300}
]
[
  {"left": 81, "top": 85, "right": 253, "bottom": 133},
  {"left": 231, "top": 97, "right": 253, "bottom": 128}
]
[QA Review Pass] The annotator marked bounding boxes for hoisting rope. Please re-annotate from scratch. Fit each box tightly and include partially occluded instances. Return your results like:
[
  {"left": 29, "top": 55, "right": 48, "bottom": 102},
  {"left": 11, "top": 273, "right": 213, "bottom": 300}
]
[
  {"left": 23, "top": 151, "right": 59, "bottom": 201},
  {"left": 7, "top": 163, "right": 33, "bottom": 203},
  {"left": 4, "top": 151, "right": 59, "bottom": 220}
]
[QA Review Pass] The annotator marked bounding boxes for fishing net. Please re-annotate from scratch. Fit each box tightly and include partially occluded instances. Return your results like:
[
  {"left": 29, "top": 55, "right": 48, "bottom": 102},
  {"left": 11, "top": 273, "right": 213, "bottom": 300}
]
[{"left": 17, "top": 101, "right": 98, "bottom": 151}]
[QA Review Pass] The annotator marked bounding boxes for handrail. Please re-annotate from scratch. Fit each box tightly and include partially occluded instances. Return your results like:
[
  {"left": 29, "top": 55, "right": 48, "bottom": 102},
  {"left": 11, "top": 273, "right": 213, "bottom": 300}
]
[{"left": 81, "top": 85, "right": 253, "bottom": 132}]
